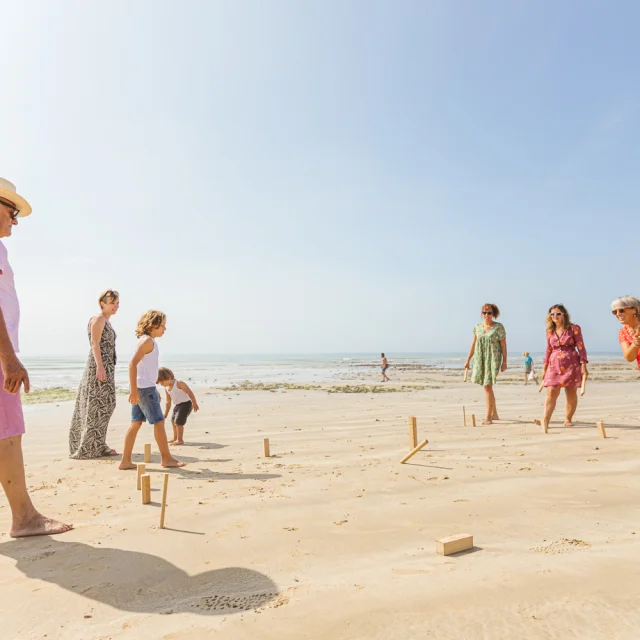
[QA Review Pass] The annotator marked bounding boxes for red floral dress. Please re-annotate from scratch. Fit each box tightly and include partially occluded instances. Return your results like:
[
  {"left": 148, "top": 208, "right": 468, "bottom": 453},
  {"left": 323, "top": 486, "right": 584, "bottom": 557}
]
[
  {"left": 543, "top": 324, "right": 588, "bottom": 388},
  {"left": 618, "top": 325, "right": 640, "bottom": 370}
]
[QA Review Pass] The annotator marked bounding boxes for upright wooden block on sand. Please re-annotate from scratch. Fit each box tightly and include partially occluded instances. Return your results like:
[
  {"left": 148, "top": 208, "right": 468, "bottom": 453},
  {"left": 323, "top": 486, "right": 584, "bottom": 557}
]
[
  {"left": 159, "top": 473, "right": 169, "bottom": 529},
  {"left": 597, "top": 421, "right": 607, "bottom": 438},
  {"left": 136, "top": 463, "right": 146, "bottom": 490},
  {"left": 144, "top": 444, "right": 151, "bottom": 463},
  {"left": 263, "top": 438, "right": 271, "bottom": 457},
  {"left": 471, "top": 414, "right": 476, "bottom": 427},
  {"left": 463, "top": 406, "right": 467, "bottom": 426},
  {"left": 436, "top": 533, "right": 473, "bottom": 556},
  {"left": 408, "top": 416, "right": 418, "bottom": 449},
  {"left": 141, "top": 474, "right": 151, "bottom": 504}
]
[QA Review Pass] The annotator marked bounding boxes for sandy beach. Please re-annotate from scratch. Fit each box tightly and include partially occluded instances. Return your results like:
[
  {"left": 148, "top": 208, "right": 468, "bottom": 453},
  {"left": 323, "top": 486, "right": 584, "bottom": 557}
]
[{"left": 1, "top": 363, "right": 640, "bottom": 639}]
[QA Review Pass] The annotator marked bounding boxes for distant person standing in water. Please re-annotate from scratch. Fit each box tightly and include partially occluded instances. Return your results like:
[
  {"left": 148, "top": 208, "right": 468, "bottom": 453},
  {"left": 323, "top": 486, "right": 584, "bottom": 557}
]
[
  {"left": 523, "top": 351, "right": 534, "bottom": 385},
  {"left": 69, "top": 289, "right": 120, "bottom": 459},
  {"left": 381, "top": 353, "right": 390, "bottom": 382},
  {"left": 464, "top": 303, "right": 507, "bottom": 424}
]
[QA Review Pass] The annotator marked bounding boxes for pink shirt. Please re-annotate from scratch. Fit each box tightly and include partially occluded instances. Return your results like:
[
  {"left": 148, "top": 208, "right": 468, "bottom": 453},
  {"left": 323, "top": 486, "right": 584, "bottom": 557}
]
[
  {"left": 618, "top": 325, "right": 640, "bottom": 370},
  {"left": 0, "top": 241, "right": 20, "bottom": 353}
]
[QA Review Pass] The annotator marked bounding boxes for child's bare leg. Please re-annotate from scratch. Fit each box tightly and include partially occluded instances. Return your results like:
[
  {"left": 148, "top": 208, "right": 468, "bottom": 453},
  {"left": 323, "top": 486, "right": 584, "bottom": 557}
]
[
  {"left": 153, "top": 419, "right": 186, "bottom": 467},
  {"left": 168, "top": 422, "right": 177, "bottom": 444},
  {"left": 119, "top": 421, "right": 143, "bottom": 470},
  {"left": 175, "top": 424, "right": 185, "bottom": 445}
]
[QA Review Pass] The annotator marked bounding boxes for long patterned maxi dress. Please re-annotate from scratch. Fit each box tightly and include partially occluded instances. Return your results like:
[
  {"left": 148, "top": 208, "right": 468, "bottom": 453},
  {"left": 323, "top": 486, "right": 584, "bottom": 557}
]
[
  {"left": 471, "top": 322, "right": 506, "bottom": 386},
  {"left": 69, "top": 321, "right": 117, "bottom": 458}
]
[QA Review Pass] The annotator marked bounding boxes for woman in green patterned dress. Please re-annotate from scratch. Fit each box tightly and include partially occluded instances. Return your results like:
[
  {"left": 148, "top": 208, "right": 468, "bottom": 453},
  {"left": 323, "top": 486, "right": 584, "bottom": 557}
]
[{"left": 463, "top": 303, "right": 508, "bottom": 424}]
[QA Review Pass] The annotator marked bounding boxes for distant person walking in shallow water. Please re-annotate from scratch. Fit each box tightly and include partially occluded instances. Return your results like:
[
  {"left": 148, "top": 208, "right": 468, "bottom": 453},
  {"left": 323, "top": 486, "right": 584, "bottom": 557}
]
[
  {"left": 0, "top": 178, "right": 71, "bottom": 537},
  {"left": 611, "top": 296, "right": 640, "bottom": 370},
  {"left": 523, "top": 351, "right": 534, "bottom": 385},
  {"left": 464, "top": 303, "right": 507, "bottom": 425},
  {"left": 380, "top": 353, "right": 390, "bottom": 382},
  {"left": 69, "top": 289, "right": 120, "bottom": 459},
  {"left": 541, "top": 304, "right": 588, "bottom": 430}
]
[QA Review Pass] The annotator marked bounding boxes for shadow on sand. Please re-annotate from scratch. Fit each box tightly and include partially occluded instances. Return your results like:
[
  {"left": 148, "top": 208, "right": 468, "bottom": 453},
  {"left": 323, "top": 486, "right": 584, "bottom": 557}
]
[{"left": 0, "top": 539, "right": 281, "bottom": 615}]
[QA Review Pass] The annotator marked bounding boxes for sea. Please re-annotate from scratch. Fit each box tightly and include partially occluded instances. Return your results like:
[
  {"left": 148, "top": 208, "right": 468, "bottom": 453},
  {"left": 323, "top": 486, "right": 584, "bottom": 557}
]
[{"left": 19, "top": 352, "right": 623, "bottom": 391}]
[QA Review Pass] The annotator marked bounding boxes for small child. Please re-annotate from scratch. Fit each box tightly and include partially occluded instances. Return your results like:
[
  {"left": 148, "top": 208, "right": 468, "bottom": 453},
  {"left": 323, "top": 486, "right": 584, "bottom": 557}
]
[
  {"left": 119, "top": 310, "right": 185, "bottom": 470},
  {"left": 157, "top": 367, "right": 199, "bottom": 445},
  {"left": 523, "top": 351, "right": 534, "bottom": 385}
]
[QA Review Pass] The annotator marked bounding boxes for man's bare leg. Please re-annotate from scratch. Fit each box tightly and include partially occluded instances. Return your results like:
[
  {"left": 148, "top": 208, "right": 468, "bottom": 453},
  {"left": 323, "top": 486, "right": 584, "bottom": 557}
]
[
  {"left": 153, "top": 419, "right": 186, "bottom": 467},
  {"left": 119, "top": 421, "right": 143, "bottom": 470},
  {"left": 0, "top": 435, "right": 72, "bottom": 537}
]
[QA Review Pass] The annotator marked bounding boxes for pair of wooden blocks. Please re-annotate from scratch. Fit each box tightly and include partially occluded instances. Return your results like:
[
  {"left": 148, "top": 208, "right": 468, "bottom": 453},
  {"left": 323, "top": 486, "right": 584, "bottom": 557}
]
[
  {"left": 535, "top": 419, "right": 607, "bottom": 437},
  {"left": 462, "top": 408, "right": 476, "bottom": 427},
  {"left": 136, "top": 454, "right": 170, "bottom": 529},
  {"left": 402, "top": 417, "right": 429, "bottom": 463}
]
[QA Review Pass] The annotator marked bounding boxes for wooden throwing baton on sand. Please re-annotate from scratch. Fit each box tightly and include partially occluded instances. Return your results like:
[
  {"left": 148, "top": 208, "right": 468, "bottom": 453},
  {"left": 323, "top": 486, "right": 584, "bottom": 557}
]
[
  {"left": 538, "top": 381, "right": 545, "bottom": 393},
  {"left": 463, "top": 367, "right": 469, "bottom": 382},
  {"left": 159, "top": 473, "right": 169, "bottom": 528},
  {"left": 400, "top": 439, "right": 429, "bottom": 464}
]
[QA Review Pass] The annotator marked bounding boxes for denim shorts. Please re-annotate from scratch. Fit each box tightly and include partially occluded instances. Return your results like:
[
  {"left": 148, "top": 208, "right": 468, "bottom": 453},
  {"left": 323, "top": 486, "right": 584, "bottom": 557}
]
[{"left": 131, "top": 387, "right": 164, "bottom": 424}]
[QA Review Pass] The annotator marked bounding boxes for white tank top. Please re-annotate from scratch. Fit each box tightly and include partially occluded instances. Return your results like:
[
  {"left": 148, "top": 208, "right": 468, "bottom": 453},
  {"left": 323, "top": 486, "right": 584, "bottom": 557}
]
[
  {"left": 136, "top": 338, "right": 159, "bottom": 389},
  {"left": 168, "top": 380, "right": 190, "bottom": 405}
]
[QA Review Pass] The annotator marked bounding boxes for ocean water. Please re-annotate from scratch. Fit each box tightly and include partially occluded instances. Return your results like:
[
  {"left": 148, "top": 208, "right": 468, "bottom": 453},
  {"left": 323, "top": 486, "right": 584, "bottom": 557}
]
[{"left": 19, "top": 352, "right": 623, "bottom": 391}]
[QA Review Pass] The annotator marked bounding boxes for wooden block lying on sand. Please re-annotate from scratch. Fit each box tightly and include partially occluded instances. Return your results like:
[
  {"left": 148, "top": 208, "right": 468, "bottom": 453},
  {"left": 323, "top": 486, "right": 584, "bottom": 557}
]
[
  {"left": 436, "top": 533, "right": 473, "bottom": 556},
  {"left": 400, "top": 439, "right": 429, "bottom": 464}
]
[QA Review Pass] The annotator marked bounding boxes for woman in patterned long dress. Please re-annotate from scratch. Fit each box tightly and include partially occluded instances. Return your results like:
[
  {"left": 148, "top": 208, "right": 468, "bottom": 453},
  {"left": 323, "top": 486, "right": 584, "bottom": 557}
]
[
  {"left": 69, "top": 290, "right": 119, "bottom": 459},
  {"left": 611, "top": 295, "right": 640, "bottom": 370},
  {"left": 541, "top": 304, "right": 588, "bottom": 430},
  {"left": 464, "top": 303, "right": 508, "bottom": 425}
]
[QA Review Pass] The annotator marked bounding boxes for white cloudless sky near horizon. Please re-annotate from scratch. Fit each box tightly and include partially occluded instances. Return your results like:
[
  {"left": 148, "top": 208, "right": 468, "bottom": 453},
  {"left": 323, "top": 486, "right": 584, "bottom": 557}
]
[{"left": 1, "top": 0, "right": 639, "bottom": 358}]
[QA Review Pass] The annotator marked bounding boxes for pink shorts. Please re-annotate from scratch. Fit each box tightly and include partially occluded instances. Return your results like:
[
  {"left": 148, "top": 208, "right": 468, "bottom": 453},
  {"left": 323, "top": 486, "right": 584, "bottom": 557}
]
[{"left": 0, "top": 370, "right": 25, "bottom": 440}]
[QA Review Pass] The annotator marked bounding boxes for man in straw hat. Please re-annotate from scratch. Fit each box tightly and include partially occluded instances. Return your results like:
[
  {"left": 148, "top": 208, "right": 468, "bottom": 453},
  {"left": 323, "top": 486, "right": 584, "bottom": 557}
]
[{"left": 0, "top": 178, "right": 72, "bottom": 536}]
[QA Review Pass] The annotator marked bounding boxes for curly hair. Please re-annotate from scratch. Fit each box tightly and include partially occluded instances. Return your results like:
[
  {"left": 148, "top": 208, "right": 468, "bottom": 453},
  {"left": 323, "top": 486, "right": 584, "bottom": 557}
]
[
  {"left": 545, "top": 304, "right": 572, "bottom": 333},
  {"left": 135, "top": 310, "right": 166, "bottom": 338},
  {"left": 481, "top": 303, "right": 500, "bottom": 319},
  {"left": 157, "top": 367, "right": 174, "bottom": 383}
]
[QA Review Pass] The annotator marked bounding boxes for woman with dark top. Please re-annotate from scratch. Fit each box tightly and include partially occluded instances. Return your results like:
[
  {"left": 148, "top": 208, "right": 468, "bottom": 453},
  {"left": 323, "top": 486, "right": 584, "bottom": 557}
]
[{"left": 69, "top": 290, "right": 119, "bottom": 458}]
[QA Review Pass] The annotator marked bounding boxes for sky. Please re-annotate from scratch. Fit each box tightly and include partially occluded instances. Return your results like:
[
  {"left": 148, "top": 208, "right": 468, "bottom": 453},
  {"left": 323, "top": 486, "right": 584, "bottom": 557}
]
[{"left": 1, "top": 0, "right": 639, "bottom": 357}]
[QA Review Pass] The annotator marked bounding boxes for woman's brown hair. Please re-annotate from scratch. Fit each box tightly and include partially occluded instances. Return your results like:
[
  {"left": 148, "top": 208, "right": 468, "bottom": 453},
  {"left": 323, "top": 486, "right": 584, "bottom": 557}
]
[
  {"left": 135, "top": 310, "right": 166, "bottom": 338},
  {"left": 545, "top": 304, "right": 572, "bottom": 333},
  {"left": 481, "top": 303, "right": 500, "bottom": 319}
]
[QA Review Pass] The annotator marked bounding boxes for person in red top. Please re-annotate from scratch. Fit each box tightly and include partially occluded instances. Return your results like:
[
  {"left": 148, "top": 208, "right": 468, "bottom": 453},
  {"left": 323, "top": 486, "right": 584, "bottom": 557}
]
[
  {"left": 541, "top": 304, "right": 589, "bottom": 430},
  {"left": 611, "top": 295, "right": 640, "bottom": 369}
]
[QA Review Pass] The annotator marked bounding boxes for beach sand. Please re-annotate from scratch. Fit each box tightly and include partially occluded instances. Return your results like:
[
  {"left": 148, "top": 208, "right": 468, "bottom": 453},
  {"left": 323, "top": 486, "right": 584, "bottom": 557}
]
[{"left": 1, "top": 365, "right": 640, "bottom": 639}]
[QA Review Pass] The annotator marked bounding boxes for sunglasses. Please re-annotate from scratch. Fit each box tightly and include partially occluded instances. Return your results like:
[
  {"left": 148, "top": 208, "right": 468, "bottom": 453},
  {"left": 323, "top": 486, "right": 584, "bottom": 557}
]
[
  {"left": 550, "top": 312, "right": 564, "bottom": 317},
  {"left": 0, "top": 200, "right": 19, "bottom": 220},
  {"left": 612, "top": 308, "right": 630, "bottom": 315},
  {"left": 481, "top": 311, "right": 493, "bottom": 315}
]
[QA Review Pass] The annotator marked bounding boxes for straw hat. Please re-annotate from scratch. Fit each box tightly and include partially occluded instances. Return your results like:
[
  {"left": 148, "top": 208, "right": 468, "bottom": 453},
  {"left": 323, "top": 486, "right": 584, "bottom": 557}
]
[{"left": 0, "top": 178, "right": 31, "bottom": 217}]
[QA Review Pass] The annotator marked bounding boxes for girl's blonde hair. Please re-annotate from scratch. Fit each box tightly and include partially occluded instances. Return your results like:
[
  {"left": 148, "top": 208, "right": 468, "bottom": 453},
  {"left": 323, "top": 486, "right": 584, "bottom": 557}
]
[
  {"left": 136, "top": 310, "right": 166, "bottom": 338},
  {"left": 523, "top": 351, "right": 530, "bottom": 356},
  {"left": 545, "top": 304, "right": 572, "bottom": 333},
  {"left": 99, "top": 289, "right": 119, "bottom": 307}
]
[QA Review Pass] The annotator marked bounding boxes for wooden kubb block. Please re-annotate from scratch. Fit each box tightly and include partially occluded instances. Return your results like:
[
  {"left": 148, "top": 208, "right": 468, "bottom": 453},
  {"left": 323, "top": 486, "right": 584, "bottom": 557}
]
[
  {"left": 408, "top": 416, "right": 418, "bottom": 448},
  {"left": 141, "top": 474, "right": 151, "bottom": 504},
  {"left": 436, "top": 533, "right": 474, "bottom": 556}
]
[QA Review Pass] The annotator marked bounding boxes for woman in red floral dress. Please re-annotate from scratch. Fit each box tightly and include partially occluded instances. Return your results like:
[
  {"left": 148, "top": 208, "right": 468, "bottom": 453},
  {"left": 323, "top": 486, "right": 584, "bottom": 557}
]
[{"left": 541, "top": 304, "right": 589, "bottom": 430}]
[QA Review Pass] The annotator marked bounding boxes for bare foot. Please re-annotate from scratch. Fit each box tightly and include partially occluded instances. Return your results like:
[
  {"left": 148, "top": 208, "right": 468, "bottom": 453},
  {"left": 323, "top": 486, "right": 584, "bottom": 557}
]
[
  {"left": 162, "top": 458, "right": 186, "bottom": 468},
  {"left": 491, "top": 414, "right": 500, "bottom": 420},
  {"left": 564, "top": 420, "right": 573, "bottom": 427},
  {"left": 173, "top": 440, "right": 184, "bottom": 446},
  {"left": 119, "top": 461, "right": 137, "bottom": 470},
  {"left": 482, "top": 419, "right": 493, "bottom": 425},
  {"left": 168, "top": 439, "right": 176, "bottom": 444},
  {"left": 11, "top": 513, "right": 73, "bottom": 538}
]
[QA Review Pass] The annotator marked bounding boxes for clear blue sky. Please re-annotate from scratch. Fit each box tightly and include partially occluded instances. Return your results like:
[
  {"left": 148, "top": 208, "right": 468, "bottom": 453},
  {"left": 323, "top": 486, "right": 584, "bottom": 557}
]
[{"left": 1, "top": 1, "right": 638, "bottom": 356}]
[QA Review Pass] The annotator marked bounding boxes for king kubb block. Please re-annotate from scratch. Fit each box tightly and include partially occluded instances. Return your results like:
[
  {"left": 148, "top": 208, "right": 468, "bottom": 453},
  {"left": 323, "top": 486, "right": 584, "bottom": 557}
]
[{"left": 436, "top": 533, "right": 473, "bottom": 556}]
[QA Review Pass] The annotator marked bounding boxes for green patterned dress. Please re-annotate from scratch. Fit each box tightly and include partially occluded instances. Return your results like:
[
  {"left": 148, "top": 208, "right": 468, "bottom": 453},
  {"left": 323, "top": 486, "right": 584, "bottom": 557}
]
[{"left": 471, "top": 322, "right": 506, "bottom": 386}]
